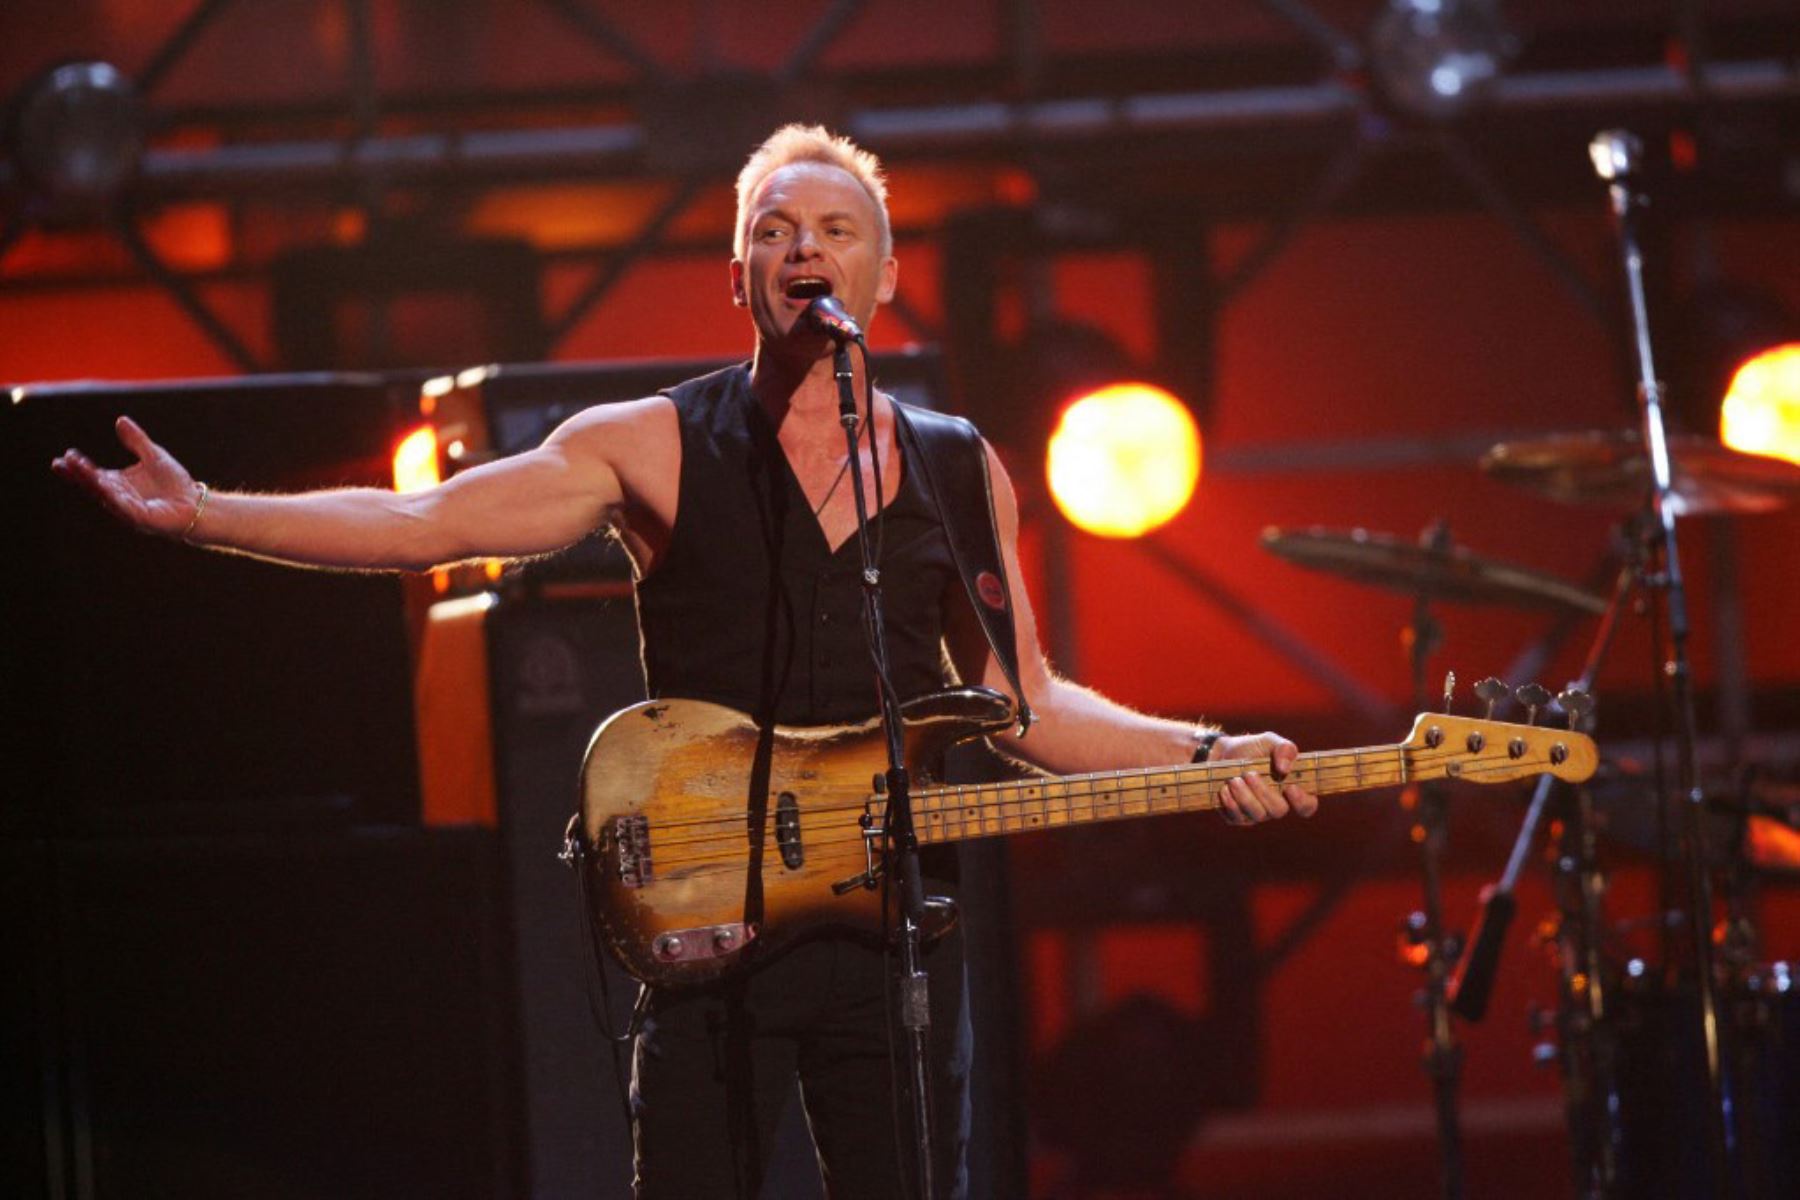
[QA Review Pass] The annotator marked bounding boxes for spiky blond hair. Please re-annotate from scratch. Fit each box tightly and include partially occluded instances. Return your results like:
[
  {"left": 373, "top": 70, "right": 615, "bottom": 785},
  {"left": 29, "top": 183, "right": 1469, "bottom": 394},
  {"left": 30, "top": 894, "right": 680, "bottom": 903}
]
[{"left": 734, "top": 124, "right": 892, "bottom": 259}]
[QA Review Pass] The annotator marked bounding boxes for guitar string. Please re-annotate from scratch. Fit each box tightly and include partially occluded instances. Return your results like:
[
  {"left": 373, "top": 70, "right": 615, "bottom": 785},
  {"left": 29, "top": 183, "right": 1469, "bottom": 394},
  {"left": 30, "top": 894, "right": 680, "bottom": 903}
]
[
  {"left": 633, "top": 749, "right": 1554, "bottom": 853},
  {"left": 626, "top": 758, "right": 1567, "bottom": 880},
  {"left": 617, "top": 738, "right": 1574, "bottom": 836},
  {"left": 627, "top": 754, "right": 1569, "bottom": 874},
  {"left": 627, "top": 745, "right": 1564, "bottom": 848},
  {"left": 634, "top": 763, "right": 1526, "bottom": 878},
  {"left": 628, "top": 746, "right": 1404, "bottom": 834}
]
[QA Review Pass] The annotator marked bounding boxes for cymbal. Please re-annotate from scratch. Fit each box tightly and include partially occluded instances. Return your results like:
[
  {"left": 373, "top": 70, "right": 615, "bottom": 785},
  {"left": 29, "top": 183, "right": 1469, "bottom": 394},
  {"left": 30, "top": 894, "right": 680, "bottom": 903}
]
[
  {"left": 1260, "top": 526, "right": 1609, "bottom": 613},
  {"left": 1587, "top": 762, "right": 1800, "bottom": 873},
  {"left": 1481, "top": 430, "right": 1800, "bottom": 517}
]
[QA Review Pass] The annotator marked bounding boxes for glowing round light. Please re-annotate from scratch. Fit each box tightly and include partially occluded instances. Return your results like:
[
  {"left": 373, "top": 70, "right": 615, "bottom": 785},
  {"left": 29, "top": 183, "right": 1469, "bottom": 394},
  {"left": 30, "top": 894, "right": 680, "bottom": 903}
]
[
  {"left": 1720, "top": 343, "right": 1800, "bottom": 466},
  {"left": 392, "top": 425, "right": 441, "bottom": 493},
  {"left": 1046, "top": 383, "right": 1201, "bottom": 538}
]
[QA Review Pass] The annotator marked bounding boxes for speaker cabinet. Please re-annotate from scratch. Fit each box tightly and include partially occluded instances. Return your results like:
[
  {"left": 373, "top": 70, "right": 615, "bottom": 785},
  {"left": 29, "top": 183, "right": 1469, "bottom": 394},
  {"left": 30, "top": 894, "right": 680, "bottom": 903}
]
[
  {"left": 4, "top": 828, "right": 521, "bottom": 1200},
  {"left": 417, "top": 588, "right": 647, "bottom": 1198}
]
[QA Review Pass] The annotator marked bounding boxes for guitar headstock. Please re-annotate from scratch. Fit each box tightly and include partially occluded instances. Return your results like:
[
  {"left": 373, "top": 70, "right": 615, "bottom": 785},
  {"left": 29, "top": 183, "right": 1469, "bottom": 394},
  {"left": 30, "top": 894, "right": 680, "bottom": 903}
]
[{"left": 1400, "top": 712, "right": 1598, "bottom": 786}]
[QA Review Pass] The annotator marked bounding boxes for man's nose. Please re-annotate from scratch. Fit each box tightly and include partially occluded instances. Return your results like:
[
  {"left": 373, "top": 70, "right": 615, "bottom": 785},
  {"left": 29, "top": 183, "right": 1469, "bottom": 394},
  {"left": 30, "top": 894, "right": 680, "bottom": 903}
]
[{"left": 789, "top": 227, "right": 822, "bottom": 258}]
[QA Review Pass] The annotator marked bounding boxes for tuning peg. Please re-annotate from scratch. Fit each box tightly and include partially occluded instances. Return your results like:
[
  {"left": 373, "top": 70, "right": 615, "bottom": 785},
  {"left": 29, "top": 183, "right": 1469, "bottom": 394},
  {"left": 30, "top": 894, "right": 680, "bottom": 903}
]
[
  {"left": 1442, "top": 670, "right": 1457, "bottom": 713},
  {"left": 1515, "top": 682, "right": 1552, "bottom": 726},
  {"left": 1473, "top": 677, "right": 1508, "bottom": 720},
  {"left": 1558, "top": 687, "right": 1596, "bottom": 733}
]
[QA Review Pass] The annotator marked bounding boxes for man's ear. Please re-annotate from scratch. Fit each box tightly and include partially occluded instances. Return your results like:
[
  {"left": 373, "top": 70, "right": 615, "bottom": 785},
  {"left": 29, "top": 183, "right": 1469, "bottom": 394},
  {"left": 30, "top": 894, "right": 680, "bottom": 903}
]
[
  {"left": 875, "top": 255, "right": 898, "bottom": 305},
  {"left": 729, "top": 259, "right": 748, "bottom": 307}
]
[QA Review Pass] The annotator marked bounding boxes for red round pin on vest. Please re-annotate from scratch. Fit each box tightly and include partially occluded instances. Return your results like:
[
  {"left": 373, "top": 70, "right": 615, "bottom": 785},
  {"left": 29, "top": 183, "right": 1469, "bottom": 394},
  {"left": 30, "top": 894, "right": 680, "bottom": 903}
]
[{"left": 976, "top": 570, "right": 1006, "bottom": 610}]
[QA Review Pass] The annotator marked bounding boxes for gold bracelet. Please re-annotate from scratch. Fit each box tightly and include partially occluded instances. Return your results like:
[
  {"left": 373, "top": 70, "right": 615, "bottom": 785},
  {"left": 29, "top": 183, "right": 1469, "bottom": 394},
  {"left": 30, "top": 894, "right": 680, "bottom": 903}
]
[{"left": 181, "top": 481, "right": 210, "bottom": 540}]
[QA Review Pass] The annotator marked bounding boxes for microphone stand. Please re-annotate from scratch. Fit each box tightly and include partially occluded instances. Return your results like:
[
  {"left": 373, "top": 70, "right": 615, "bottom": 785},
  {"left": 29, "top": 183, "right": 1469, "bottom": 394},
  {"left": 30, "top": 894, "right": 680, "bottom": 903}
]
[
  {"left": 1589, "top": 128, "right": 1736, "bottom": 1195},
  {"left": 828, "top": 333, "right": 940, "bottom": 1200}
]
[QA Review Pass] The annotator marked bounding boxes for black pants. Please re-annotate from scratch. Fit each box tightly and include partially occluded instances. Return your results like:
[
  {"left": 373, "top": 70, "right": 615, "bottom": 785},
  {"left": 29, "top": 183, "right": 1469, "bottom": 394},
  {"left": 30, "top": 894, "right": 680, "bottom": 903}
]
[{"left": 629, "top": 931, "right": 971, "bottom": 1199}]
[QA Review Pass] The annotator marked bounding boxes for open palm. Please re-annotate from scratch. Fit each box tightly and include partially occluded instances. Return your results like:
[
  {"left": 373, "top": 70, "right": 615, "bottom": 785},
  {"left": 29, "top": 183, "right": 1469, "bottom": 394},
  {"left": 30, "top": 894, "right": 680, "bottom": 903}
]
[{"left": 52, "top": 416, "right": 201, "bottom": 537}]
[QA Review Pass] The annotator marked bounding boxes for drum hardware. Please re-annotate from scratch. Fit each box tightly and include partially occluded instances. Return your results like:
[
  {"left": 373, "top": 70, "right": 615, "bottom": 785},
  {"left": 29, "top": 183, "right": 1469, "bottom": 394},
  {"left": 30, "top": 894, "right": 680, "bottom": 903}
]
[
  {"left": 1259, "top": 525, "right": 1611, "bottom": 614},
  {"left": 1500, "top": 128, "right": 1796, "bottom": 1196},
  {"left": 1401, "top": 535, "right": 1466, "bottom": 1200},
  {"left": 1262, "top": 516, "right": 1607, "bottom": 1200},
  {"left": 1479, "top": 428, "right": 1800, "bottom": 518},
  {"left": 1582, "top": 764, "right": 1800, "bottom": 875}
]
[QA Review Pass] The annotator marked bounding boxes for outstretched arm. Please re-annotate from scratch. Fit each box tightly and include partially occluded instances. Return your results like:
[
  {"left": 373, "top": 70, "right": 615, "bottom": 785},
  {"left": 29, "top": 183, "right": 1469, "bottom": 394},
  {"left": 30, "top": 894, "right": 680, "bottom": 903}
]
[
  {"left": 943, "top": 443, "right": 1318, "bottom": 824},
  {"left": 53, "top": 401, "right": 673, "bottom": 572}
]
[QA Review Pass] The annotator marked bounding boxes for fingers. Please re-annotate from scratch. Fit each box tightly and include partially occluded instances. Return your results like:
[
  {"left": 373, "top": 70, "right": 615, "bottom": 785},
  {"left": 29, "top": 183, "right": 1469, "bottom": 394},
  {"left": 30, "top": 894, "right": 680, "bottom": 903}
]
[
  {"left": 51, "top": 448, "right": 111, "bottom": 503},
  {"left": 58, "top": 461, "right": 142, "bottom": 526},
  {"left": 50, "top": 447, "right": 90, "bottom": 483},
  {"left": 114, "top": 414, "right": 159, "bottom": 460},
  {"left": 1269, "top": 737, "right": 1299, "bottom": 777},
  {"left": 1213, "top": 731, "right": 1318, "bottom": 825},
  {"left": 1218, "top": 770, "right": 1289, "bottom": 824},
  {"left": 1263, "top": 735, "right": 1319, "bottom": 818},
  {"left": 53, "top": 415, "right": 203, "bottom": 536}
]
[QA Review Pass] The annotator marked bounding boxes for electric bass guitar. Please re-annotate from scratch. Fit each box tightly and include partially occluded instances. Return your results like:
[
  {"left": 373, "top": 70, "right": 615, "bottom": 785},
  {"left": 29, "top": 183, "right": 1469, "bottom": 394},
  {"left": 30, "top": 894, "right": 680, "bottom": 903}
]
[{"left": 575, "top": 687, "right": 1597, "bottom": 987}]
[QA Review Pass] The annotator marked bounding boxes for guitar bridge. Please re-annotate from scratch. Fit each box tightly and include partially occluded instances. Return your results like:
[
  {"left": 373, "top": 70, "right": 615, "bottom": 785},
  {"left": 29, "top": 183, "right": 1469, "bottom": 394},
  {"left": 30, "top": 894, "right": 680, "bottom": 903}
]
[{"left": 611, "top": 814, "right": 653, "bottom": 887}]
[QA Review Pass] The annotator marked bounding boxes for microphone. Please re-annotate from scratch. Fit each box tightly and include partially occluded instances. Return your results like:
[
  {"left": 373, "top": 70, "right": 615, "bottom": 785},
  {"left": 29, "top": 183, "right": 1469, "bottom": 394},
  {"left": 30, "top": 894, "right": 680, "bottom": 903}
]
[
  {"left": 1588, "top": 129, "right": 1642, "bottom": 183},
  {"left": 801, "top": 295, "right": 864, "bottom": 343}
]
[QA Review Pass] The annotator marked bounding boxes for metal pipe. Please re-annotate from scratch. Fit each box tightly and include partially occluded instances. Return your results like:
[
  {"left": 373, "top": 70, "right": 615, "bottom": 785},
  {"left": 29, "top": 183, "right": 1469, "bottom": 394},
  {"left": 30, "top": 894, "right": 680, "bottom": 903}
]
[{"left": 23, "top": 60, "right": 1785, "bottom": 197}]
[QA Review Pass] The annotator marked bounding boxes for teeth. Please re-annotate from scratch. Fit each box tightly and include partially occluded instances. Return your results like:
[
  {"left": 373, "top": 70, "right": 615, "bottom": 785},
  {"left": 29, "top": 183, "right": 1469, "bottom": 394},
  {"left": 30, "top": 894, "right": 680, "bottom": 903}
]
[{"left": 786, "top": 277, "right": 831, "bottom": 299}]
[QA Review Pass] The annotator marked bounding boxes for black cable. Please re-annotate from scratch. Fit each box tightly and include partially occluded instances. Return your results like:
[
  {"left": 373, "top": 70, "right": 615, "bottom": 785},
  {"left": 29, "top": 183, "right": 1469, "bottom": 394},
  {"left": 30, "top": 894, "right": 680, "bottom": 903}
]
[{"left": 563, "top": 819, "right": 650, "bottom": 1137}]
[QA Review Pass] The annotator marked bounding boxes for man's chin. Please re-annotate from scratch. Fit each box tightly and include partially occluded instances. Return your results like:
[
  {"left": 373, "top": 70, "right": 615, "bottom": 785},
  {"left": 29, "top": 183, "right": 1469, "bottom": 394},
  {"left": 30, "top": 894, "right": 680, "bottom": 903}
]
[{"left": 759, "top": 323, "right": 838, "bottom": 362}]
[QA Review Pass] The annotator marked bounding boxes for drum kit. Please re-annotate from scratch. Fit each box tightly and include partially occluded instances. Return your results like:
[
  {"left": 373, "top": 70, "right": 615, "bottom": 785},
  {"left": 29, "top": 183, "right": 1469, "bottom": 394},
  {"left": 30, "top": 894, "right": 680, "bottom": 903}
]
[{"left": 1261, "top": 432, "right": 1800, "bottom": 1199}]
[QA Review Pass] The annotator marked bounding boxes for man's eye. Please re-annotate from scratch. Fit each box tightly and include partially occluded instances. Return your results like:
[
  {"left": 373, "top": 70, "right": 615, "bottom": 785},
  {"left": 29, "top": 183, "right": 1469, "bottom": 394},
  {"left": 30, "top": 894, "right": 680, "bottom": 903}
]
[{"left": 758, "top": 227, "right": 787, "bottom": 241}]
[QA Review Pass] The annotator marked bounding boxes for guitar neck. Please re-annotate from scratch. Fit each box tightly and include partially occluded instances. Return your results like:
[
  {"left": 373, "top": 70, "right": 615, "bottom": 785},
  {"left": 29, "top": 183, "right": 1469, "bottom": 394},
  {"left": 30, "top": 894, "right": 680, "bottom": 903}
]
[{"left": 912, "top": 745, "right": 1407, "bottom": 845}]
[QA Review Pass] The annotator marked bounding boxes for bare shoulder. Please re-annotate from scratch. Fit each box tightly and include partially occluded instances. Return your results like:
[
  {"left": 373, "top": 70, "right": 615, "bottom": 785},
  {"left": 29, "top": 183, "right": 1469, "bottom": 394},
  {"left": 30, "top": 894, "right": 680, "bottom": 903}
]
[
  {"left": 981, "top": 439, "right": 1020, "bottom": 527},
  {"left": 550, "top": 394, "right": 678, "bottom": 454},
  {"left": 545, "top": 395, "right": 680, "bottom": 530},
  {"left": 548, "top": 395, "right": 678, "bottom": 479}
]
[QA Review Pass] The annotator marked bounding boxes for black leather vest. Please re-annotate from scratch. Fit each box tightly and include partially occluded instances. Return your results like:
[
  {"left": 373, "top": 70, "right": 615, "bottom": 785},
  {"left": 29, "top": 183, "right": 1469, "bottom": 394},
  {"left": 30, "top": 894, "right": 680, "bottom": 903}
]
[{"left": 635, "top": 365, "right": 957, "bottom": 727}]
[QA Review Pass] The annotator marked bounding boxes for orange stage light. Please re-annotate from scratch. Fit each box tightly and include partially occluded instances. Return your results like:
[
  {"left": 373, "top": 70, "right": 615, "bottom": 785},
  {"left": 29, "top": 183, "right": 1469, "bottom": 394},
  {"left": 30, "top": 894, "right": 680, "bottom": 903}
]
[
  {"left": 1045, "top": 382, "right": 1201, "bottom": 538},
  {"left": 392, "top": 425, "right": 441, "bottom": 493},
  {"left": 1720, "top": 342, "right": 1800, "bottom": 466}
]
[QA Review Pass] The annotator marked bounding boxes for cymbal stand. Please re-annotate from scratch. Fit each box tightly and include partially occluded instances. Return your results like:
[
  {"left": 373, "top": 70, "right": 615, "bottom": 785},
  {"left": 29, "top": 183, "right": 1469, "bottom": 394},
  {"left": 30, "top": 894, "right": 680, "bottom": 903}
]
[
  {"left": 1446, "top": 530, "right": 1637, "bottom": 1196},
  {"left": 1542, "top": 555, "right": 1634, "bottom": 1200},
  {"left": 1590, "top": 129, "right": 1735, "bottom": 1193},
  {"left": 1716, "top": 770, "right": 1785, "bottom": 1200},
  {"left": 1401, "top": 521, "right": 1465, "bottom": 1200}
]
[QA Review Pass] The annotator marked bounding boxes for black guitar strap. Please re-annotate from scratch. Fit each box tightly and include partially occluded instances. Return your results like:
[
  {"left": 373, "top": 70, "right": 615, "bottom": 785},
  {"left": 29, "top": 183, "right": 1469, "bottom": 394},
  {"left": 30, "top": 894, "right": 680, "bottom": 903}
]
[{"left": 892, "top": 400, "right": 1034, "bottom": 735}]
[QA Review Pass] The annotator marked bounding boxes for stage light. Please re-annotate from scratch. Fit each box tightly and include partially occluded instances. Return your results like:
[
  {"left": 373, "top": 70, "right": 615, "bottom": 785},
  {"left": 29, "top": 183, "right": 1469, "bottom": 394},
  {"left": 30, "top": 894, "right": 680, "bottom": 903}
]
[
  {"left": 1720, "top": 343, "right": 1800, "bottom": 466},
  {"left": 1673, "top": 284, "right": 1800, "bottom": 458},
  {"left": 392, "top": 425, "right": 441, "bottom": 493},
  {"left": 8, "top": 61, "right": 145, "bottom": 208},
  {"left": 1368, "top": 0, "right": 1514, "bottom": 120},
  {"left": 1046, "top": 383, "right": 1201, "bottom": 538}
]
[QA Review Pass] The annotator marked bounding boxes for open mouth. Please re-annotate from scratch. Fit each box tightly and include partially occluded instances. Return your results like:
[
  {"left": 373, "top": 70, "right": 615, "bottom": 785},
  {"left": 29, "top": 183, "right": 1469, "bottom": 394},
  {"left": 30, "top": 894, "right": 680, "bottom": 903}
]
[{"left": 784, "top": 276, "right": 832, "bottom": 301}]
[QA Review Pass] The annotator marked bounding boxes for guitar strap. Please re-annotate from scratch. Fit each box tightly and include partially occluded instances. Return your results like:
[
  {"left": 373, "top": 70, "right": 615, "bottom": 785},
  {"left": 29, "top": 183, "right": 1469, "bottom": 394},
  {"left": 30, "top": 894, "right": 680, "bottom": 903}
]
[{"left": 892, "top": 400, "right": 1034, "bottom": 735}]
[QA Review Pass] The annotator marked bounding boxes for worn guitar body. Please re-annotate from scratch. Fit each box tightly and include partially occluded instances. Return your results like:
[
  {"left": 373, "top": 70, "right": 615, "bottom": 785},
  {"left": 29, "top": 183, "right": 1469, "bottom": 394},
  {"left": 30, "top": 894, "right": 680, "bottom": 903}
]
[
  {"left": 579, "top": 686, "right": 1598, "bottom": 988},
  {"left": 578, "top": 689, "right": 1013, "bottom": 988}
]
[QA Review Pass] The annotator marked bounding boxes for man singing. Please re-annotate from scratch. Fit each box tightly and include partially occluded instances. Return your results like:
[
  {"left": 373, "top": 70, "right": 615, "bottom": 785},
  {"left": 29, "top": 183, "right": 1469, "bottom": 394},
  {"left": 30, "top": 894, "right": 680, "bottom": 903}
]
[{"left": 55, "top": 124, "right": 1317, "bottom": 1198}]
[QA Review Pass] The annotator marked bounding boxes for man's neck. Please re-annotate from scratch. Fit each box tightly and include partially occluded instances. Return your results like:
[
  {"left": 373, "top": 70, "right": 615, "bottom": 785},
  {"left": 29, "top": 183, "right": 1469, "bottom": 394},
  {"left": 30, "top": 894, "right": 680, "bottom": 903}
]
[{"left": 749, "top": 339, "right": 873, "bottom": 435}]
